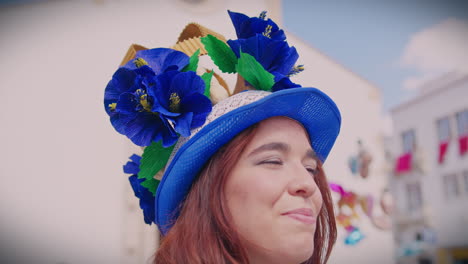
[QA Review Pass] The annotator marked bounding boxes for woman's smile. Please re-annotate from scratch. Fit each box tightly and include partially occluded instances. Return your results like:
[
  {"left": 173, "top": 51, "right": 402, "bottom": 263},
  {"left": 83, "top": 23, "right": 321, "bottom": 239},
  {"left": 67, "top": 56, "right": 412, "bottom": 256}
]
[{"left": 282, "top": 208, "right": 317, "bottom": 225}]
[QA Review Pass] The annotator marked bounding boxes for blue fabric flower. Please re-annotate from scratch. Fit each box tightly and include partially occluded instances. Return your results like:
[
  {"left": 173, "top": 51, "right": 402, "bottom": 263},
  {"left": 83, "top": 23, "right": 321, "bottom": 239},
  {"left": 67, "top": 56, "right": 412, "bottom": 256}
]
[
  {"left": 228, "top": 10, "right": 285, "bottom": 41},
  {"left": 122, "top": 48, "right": 189, "bottom": 73},
  {"left": 104, "top": 48, "right": 211, "bottom": 147},
  {"left": 150, "top": 71, "right": 212, "bottom": 138},
  {"left": 227, "top": 11, "right": 302, "bottom": 91},
  {"left": 123, "top": 154, "right": 155, "bottom": 225},
  {"left": 104, "top": 66, "right": 177, "bottom": 147},
  {"left": 228, "top": 35, "right": 301, "bottom": 91},
  {"left": 271, "top": 76, "right": 301, "bottom": 91}
]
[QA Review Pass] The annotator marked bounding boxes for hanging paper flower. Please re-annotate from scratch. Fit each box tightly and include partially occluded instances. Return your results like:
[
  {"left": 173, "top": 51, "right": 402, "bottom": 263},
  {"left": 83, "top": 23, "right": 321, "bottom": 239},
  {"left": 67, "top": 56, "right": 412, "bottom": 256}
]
[
  {"left": 123, "top": 154, "right": 155, "bottom": 225},
  {"left": 344, "top": 227, "right": 365, "bottom": 245},
  {"left": 226, "top": 11, "right": 302, "bottom": 91},
  {"left": 104, "top": 48, "right": 211, "bottom": 147}
]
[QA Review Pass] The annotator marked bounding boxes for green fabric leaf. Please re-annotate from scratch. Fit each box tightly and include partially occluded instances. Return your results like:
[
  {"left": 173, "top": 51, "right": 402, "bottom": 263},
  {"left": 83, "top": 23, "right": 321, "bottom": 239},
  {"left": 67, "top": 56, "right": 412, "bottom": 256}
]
[
  {"left": 182, "top": 49, "right": 200, "bottom": 72},
  {"left": 236, "top": 51, "right": 275, "bottom": 91},
  {"left": 201, "top": 35, "right": 238, "bottom": 73},
  {"left": 201, "top": 71, "right": 214, "bottom": 98},
  {"left": 138, "top": 140, "right": 175, "bottom": 181},
  {"left": 141, "top": 178, "right": 159, "bottom": 196}
]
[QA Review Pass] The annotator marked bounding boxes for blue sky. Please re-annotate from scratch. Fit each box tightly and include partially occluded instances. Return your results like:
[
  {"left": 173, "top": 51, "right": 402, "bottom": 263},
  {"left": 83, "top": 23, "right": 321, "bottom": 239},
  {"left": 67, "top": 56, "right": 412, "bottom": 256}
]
[{"left": 282, "top": 0, "right": 468, "bottom": 112}]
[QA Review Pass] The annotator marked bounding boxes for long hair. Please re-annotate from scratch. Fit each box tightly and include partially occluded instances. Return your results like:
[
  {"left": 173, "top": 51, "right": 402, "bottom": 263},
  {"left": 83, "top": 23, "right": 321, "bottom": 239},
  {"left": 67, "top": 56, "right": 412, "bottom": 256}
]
[{"left": 154, "top": 124, "right": 336, "bottom": 264}]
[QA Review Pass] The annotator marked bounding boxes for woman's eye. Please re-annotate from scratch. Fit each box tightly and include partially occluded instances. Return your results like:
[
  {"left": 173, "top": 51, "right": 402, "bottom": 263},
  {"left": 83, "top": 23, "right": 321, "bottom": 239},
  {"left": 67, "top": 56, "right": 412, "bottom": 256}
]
[
  {"left": 306, "top": 167, "right": 318, "bottom": 176},
  {"left": 259, "top": 159, "right": 283, "bottom": 165}
]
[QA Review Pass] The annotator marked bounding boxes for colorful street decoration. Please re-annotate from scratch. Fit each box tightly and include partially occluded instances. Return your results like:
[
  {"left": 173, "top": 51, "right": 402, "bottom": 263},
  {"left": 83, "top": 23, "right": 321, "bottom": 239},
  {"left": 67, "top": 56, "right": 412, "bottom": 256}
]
[
  {"left": 330, "top": 183, "right": 393, "bottom": 245},
  {"left": 348, "top": 140, "right": 373, "bottom": 179}
]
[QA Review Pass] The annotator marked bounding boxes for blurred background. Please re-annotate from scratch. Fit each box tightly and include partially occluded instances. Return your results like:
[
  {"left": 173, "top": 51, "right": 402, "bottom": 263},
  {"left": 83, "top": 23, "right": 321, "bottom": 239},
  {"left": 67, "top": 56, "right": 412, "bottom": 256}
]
[{"left": 0, "top": 0, "right": 467, "bottom": 263}]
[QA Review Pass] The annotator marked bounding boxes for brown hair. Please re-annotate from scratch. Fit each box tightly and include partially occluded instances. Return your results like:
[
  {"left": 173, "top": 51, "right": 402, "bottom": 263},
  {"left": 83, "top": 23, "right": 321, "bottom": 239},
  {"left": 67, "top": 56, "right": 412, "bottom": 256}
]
[{"left": 154, "top": 123, "right": 336, "bottom": 264}]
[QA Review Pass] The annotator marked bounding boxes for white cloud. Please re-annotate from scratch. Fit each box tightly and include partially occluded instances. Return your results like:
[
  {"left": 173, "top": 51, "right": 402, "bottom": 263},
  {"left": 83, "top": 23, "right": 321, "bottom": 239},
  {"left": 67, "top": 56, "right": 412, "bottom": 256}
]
[
  {"left": 402, "top": 73, "right": 440, "bottom": 91},
  {"left": 399, "top": 18, "right": 468, "bottom": 90}
]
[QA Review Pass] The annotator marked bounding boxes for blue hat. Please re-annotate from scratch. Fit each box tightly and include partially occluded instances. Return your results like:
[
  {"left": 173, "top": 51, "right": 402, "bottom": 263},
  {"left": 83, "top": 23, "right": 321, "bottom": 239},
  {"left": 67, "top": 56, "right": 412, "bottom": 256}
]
[
  {"left": 106, "top": 10, "right": 342, "bottom": 233},
  {"left": 155, "top": 87, "right": 341, "bottom": 234}
]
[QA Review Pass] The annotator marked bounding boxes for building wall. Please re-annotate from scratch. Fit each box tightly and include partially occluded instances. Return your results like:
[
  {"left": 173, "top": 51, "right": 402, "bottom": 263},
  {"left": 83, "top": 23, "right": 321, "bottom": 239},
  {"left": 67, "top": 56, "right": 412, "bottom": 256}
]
[
  {"left": 0, "top": 1, "right": 271, "bottom": 263},
  {"left": 389, "top": 74, "right": 468, "bottom": 262},
  {"left": 0, "top": 0, "right": 393, "bottom": 263}
]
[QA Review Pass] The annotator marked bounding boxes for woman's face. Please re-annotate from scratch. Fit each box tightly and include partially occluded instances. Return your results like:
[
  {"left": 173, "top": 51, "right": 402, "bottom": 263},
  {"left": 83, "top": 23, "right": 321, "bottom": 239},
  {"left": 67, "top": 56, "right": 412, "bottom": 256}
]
[{"left": 225, "top": 117, "right": 323, "bottom": 264}]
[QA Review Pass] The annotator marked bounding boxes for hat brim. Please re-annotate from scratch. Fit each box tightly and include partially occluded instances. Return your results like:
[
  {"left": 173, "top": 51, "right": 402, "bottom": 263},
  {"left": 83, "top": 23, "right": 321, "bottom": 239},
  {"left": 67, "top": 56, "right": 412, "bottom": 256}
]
[{"left": 155, "top": 87, "right": 341, "bottom": 234}]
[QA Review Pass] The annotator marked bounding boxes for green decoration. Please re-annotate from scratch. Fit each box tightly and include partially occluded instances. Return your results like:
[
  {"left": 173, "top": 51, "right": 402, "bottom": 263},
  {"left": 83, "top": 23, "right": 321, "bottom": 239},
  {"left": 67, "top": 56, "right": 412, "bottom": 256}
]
[
  {"left": 141, "top": 178, "right": 160, "bottom": 196},
  {"left": 182, "top": 49, "right": 200, "bottom": 72},
  {"left": 236, "top": 51, "right": 275, "bottom": 91},
  {"left": 138, "top": 140, "right": 175, "bottom": 181},
  {"left": 201, "top": 71, "right": 214, "bottom": 98},
  {"left": 201, "top": 35, "right": 238, "bottom": 73}
]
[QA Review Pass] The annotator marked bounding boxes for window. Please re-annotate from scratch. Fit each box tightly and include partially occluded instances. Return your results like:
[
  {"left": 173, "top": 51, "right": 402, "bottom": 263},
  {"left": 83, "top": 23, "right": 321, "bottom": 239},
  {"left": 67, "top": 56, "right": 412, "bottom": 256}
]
[
  {"left": 406, "top": 182, "right": 422, "bottom": 211},
  {"left": 437, "top": 117, "right": 451, "bottom": 141},
  {"left": 456, "top": 110, "right": 468, "bottom": 136},
  {"left": 402, "top": 130, "right": 416, "bottom": 153},
  {"left": 443, "top": 173, "right": 459, "bottom": 199}
]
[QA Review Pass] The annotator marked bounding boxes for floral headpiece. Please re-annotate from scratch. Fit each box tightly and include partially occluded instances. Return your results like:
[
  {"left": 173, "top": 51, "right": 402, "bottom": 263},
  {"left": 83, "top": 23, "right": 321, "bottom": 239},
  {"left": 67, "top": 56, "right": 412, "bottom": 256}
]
[{"left": 105, "top": 10, "right": 304, "bottom": 225}]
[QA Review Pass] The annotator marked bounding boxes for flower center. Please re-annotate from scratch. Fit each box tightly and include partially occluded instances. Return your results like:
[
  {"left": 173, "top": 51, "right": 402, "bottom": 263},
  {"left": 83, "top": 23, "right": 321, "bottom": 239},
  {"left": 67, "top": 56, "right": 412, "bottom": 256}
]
[
  {"left": 136, "top": 89, "right": 152, "bottom": 112},
  {"left": 108, "top": 103, "right": 117, "bottom": 111},
  {"left": 169, "top": 93, "right": 181, "bottom": 113},
  {"left": 133, "top": 57, "right": 149, "bottom": 68},
  {"left": 287, "top": 65, "right": 304, "bottom": 77},
  {"left": 140, "top": 94, "right": 152, "bottom": 112},
  {"left": 259, "top": 11, "right": 267, "bottom": 20},
  {"left": 262, "top": 25, "right": 272, "bottom": 38}
]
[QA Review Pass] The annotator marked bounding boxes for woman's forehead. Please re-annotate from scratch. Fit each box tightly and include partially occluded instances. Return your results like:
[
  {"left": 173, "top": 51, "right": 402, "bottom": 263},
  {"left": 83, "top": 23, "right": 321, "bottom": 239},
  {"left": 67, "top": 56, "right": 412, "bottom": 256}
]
[
  {"left": 246, "top": 117, "right": 313, "bottom": 152},
  {"left": 256, "top": 117, "right": 309, "bottom": 139}
]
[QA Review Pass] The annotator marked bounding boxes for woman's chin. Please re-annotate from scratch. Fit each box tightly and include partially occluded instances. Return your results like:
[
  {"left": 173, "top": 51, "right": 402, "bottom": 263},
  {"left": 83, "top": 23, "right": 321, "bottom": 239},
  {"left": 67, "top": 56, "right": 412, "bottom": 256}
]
[
  {"left": 276, "top": 239, "right": 314, "bottom": 263},
  {"left": 294, "top": 246, "right": 314, "bottom": 263}
]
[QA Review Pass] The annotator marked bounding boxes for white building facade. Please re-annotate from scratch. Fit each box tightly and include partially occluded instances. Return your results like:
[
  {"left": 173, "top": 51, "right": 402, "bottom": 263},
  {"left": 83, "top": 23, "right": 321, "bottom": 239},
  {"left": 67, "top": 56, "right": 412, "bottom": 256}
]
[{"left": 388, "top": 73, "right": 468, "bottom": 264}]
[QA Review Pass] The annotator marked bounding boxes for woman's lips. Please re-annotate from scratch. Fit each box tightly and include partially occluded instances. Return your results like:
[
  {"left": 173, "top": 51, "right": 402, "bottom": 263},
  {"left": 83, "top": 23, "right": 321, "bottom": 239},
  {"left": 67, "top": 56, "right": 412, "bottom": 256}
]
[{"left": 282, "top": 208, "right": 316, "bottom": 224}]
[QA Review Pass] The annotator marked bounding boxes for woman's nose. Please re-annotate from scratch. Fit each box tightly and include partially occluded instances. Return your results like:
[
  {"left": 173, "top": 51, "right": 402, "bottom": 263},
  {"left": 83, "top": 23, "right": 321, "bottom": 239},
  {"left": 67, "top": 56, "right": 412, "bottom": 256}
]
[{"left": 288, "top": 165, "right": 318, "bottom": 198}]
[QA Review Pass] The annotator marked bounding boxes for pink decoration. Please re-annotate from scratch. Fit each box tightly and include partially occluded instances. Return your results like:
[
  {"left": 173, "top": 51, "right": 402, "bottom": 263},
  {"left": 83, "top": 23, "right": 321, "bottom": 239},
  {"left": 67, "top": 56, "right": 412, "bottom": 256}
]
[
  {"left": 329, "top": 183, "right": 346, "bottom": 196},
  {"left": 395, "top": 152, "right": 412, "bottom": 174},
  {"left": 438, "top": 140, "right": 449, "bottom": 164},
  {"left": 459, "top": 135, "right": 468, "bottom": 156}
]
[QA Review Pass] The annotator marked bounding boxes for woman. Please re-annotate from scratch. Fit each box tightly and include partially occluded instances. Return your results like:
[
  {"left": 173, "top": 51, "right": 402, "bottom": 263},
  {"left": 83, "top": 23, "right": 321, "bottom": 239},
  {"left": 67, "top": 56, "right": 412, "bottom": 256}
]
[
  {"left": 156, "top": 116, "right": 337, "bottom": 263},
  {"left": 105, "top": 10, "right": 341, "bottom": 264},
  {"left": 152, "top": 88, "right": 340, "bottom": 264}
]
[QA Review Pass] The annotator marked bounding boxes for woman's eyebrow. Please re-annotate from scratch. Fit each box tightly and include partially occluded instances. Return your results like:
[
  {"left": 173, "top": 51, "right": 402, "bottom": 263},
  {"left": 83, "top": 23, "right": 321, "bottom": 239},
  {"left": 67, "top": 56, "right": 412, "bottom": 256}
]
[
  {"left": 305, "top": 149, "right": 318, "bottom": 160},
  {"left": 247, "top": 142, "right": 289, "bottom": 157}
]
